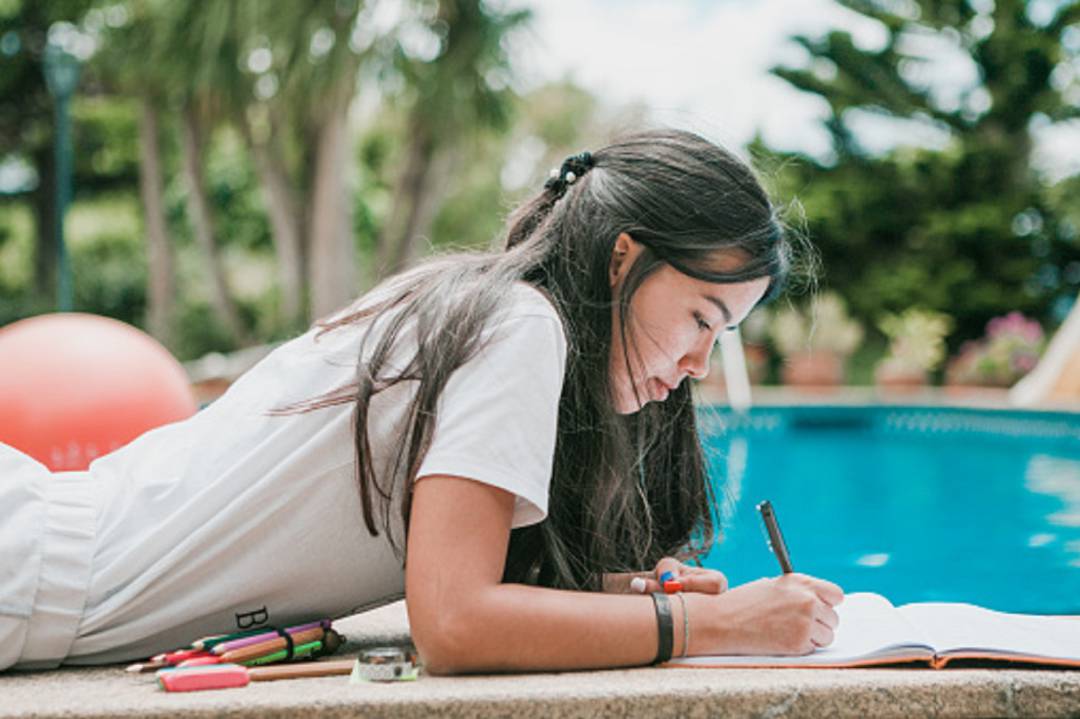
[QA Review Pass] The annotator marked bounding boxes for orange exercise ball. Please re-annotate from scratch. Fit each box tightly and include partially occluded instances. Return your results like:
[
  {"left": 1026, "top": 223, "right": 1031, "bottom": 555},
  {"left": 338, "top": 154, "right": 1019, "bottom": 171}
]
[{"left": 0, "top": 313, "right": 197, "bottom": 471}]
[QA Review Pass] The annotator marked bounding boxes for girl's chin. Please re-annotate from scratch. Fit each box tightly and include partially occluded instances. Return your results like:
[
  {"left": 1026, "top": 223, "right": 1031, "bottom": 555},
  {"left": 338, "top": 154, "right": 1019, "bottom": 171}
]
[
  {"left": 650, "top": 377, "right": 670, "bottom": 402},
  {"left": 614, "top": 379, "right": 668, "bottom": 414},
  {"left": 612, "top": 390, "right": 642, "bottom": 415}
]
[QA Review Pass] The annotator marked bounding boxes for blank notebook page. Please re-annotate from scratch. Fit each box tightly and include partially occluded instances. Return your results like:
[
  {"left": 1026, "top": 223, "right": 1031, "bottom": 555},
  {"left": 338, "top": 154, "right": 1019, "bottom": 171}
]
[{"left": 899, "top": 602, "right": 1080, "bottom": 661}]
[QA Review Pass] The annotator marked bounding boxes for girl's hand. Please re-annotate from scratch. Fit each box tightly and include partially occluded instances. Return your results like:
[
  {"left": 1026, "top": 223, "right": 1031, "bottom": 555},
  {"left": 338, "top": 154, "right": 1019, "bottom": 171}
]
[
  {"left": 652, "top": 557, "right": 728, "bottom": 594},
  {"left": 609, "top": 557, "right": 728, "bottom": 595},
  {"left": 690, "top": 573, "right": 844, "bottom": 656}
]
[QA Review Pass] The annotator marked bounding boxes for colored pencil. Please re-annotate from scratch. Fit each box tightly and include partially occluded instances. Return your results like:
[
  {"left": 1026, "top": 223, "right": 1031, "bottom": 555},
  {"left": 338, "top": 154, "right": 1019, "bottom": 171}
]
[
  {"left": 165, "top": 648, "right": 211, "bottom": 664},
  {"left": 135, "top": 619, "right": 337, "bottom": 676},
  {"left": 212, "top": 625, "right": 325, "bottom": 656},
  {"left": 249, "top": 658, "right": 355, "bottom": 681},
  {"left": 126, "top": 659, "right": 170, "bottom": 673},
  {"left": 191, "top": 626, "right": 277, "bottom": 651},
  {"left": 218, "top": 627, "right": 326, "bottom": 663},
  {"left": 241, "top": 639, "right": 323, "bottom": 666},
  {"left": 176, "top": 655, "right": 223, "bottom": 668},
  {"left": 212, "top": 620, "right": 329, "bottom": 654}
]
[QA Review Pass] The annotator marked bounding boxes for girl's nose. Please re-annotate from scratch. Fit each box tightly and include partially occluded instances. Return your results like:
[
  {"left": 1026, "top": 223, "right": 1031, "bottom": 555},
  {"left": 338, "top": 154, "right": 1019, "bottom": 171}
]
[{"left": 680, "top": 336, "right": 712, "bottom": 380}]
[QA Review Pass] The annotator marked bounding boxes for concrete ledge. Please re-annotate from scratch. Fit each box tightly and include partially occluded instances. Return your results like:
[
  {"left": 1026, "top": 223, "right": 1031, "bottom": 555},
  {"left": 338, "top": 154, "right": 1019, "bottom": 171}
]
[{"left": 4, "top": 602, "right": 1080, "bottom": 718}]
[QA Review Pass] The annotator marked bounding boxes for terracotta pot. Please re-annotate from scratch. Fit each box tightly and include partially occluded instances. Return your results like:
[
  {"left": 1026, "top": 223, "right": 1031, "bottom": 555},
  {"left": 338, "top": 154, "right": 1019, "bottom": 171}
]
[
  {"left": 744, "top": 344, "right": 770, "bottom": 384},
  {"left": 781, "top": 351, "right": 845, "bottom": 389},
  {"left": 941, "top": 383, "right": 1010, "bottom": 401},
  {"left": 704, "top": 343, "right": 770, "bottom": 391},
  {"left": 873, "top": 365, "right": 928, "bottom": 394}
]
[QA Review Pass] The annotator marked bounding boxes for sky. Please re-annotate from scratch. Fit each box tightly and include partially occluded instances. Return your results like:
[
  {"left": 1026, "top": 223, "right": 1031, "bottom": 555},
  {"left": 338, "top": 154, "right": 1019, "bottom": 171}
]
[{"left": 500, "top": 0, "right": 1080, "bottom": 179}]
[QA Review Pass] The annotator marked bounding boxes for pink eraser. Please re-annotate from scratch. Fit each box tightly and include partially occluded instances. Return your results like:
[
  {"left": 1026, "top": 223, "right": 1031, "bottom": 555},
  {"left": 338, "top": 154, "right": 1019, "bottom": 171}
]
[{"left": 157, "top": 664, "right": 250, "bottom": 692}]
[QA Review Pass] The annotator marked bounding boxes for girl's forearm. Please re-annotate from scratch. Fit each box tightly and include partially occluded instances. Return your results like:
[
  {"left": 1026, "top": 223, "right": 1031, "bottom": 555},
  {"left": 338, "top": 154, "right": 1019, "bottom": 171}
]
[
  {"left": 601, "top": 570, "right": 651, "bottom": 593},
  {"left": 413, "top": 582, "right": 687, "bottom": 674}
]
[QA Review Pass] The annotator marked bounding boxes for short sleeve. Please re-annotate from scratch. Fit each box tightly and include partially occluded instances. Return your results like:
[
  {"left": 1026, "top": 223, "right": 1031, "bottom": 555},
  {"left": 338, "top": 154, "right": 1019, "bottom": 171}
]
[{"left": 416, "top": 290, "right": 567, "bottom": 528}]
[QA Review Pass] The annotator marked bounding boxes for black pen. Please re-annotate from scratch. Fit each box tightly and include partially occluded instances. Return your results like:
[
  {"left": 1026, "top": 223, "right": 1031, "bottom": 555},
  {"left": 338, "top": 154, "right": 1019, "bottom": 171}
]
[{"left": 757, "top": 500, "right": 794, "bottom": 574}]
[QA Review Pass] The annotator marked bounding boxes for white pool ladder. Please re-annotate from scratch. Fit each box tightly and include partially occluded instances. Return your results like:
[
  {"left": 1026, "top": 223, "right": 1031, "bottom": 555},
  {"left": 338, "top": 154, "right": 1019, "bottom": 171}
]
[{"left": 719, "top": 327, "right": 752, "bottom": 412}]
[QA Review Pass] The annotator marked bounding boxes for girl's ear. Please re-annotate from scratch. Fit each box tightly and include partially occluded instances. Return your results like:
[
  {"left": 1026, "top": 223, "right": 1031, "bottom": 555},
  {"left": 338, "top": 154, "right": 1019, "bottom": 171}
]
[{"left": 609, "top": 232, "right": 637, "bottom": 288}]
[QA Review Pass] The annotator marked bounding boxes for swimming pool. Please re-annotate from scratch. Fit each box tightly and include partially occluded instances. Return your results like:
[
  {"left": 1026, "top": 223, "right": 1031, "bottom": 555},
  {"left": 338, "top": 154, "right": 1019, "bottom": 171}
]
[{"left": 698, "top": 405, "right": 1080, "bottom": 614}]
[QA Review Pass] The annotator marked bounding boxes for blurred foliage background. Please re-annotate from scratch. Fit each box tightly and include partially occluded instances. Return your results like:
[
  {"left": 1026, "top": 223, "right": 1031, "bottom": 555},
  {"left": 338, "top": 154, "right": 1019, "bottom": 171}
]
[{"left": 0, "top": 0, "right": 1077, "bottom": 386}]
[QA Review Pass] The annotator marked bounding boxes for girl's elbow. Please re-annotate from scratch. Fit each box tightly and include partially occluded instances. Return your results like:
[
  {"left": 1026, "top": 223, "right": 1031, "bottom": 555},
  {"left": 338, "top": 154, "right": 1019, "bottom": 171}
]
[
  {"left": 411, "top": 610, "right": 477, "bottom": 675},
  {"left": 416, "top": 646, "right": 464, "bottom": 676}
]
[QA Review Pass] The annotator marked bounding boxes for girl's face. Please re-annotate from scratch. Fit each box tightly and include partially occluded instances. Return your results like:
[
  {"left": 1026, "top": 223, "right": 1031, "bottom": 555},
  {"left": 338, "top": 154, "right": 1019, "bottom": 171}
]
[{"left": 608, "top": 233, "right": 771, "bottom": 414}]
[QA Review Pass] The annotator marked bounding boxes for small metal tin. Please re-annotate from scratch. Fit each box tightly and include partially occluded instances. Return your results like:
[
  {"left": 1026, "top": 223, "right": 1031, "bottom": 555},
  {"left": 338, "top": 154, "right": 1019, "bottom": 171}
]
[
  {"left": 350, "top": 646, "right": 419, "bottom": 683},
  {"left": 362, "top": 647, "right": 406, "bottom": 665}
]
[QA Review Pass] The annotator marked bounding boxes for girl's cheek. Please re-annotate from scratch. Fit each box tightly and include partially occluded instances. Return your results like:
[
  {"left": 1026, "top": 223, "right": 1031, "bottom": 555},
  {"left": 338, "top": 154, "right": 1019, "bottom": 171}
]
[{"left": 668, "top": 328, "right": 696, "bottom": 363}]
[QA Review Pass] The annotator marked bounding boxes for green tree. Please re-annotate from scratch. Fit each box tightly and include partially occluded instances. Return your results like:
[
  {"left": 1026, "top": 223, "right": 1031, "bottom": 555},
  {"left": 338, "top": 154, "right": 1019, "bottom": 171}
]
[
  {"left": 91, "top": 0, "right": 373, "bottom": 332},
  {"left": 90, "top": 0, "right": 180, "bottom": 347},
  {"left": 768, "top": 0, "right": 1080, "bottom": 343},
  {"left": 374, "top": 0, "right": 529, "bottom": 278},
  {"left": 0, "top": 0, "right": 95, "bottom": 306},
  {"left": 172, "top": 0, "right": 374, "bottom": 324}
]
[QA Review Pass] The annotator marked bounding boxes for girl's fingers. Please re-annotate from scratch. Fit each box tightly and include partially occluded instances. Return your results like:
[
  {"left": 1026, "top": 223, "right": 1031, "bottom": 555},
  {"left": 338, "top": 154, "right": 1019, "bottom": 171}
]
[
  {"left": 814, "top": 600, "right": 840, "bottom": 631},
  {"left": 810, "top": 618, "right": 835, "bottom": 649},
  {"left": 811, "top": 578, "right": 845, "bottom": 607},
  {"left": 666, "top": 560, "right": 728, "bottom": 594},
  {"left": 643, "top": 558, "right": 728, "bottom": 594},
  {"left": 653, "top": 557, "right": 683, "bottom": 582},
  {"left": 784, "top": 573, "right": 844, "bottom": 607},
  {"left": 677, "top": 569, "right": 727, "bottom": 594},
  {"left": 626, "top": 559, "right": 732, "bottom": 595}
]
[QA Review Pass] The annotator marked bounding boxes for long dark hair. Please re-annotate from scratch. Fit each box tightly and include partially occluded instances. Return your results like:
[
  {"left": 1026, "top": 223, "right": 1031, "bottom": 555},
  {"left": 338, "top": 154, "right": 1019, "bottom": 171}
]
[{"left": 286, "top": 128, "right": 800, "bottom": 591}]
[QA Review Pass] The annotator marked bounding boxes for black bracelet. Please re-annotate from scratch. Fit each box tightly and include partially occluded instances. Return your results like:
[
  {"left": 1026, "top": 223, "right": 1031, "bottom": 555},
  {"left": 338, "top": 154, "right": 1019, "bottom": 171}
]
[{"left": 650, "top": 592, "right": 674, "bottom": 664}]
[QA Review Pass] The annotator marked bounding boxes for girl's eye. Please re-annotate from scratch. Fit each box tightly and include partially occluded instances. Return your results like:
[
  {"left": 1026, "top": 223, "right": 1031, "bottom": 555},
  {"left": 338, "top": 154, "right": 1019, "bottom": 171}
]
[{"left": 693, "top": 312, "right": 712, "bottom": 332}]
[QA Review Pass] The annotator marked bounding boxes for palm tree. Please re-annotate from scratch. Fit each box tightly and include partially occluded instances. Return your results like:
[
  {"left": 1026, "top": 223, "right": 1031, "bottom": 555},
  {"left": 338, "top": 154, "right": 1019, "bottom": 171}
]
[
  {"left": 375, "top": 0, "right": 529, "bottom": 278},
  {"left": 160, "top": 1, "right": 253, "bottom": 344},
  {"left": 179, "top": 0, "right": 368, "bottom": 324},
  {"left": 269, "top": 2, "right": 367, "bottom": 320},
  {"left": 92, "top": 0, "right": 178, "bottom": 347}
]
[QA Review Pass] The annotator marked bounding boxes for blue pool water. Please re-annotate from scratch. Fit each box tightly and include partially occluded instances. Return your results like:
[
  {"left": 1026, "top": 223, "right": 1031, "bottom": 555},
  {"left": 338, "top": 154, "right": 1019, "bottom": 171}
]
[{"left": 698, "top": 406, "right": 1080, "bottom": 614}]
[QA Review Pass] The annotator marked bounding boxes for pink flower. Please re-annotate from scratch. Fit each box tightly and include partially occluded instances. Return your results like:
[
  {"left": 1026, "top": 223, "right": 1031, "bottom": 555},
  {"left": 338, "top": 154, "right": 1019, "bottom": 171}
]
[
  {"left": 1012, "top": 352, "right": 1038, "bottom": 372},
  {"left": 986, "top": 312, "right": 1043, "bottom": 343},
  {"left": 947, "top": 311, "right": 1045, "bottom": 386}
]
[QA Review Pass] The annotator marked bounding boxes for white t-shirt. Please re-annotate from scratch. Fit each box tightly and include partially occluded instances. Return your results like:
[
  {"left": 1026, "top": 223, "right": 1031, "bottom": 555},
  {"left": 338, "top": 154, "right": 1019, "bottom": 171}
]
[{"left": 60, "top": 282, "right": 567, "bottom": 664}]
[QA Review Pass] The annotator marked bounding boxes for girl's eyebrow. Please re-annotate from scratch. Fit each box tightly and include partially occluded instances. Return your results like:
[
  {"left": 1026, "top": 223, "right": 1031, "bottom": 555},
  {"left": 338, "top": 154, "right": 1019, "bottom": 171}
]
[{"left": 703, "top": 295, "right": 733, "bottom": 325}]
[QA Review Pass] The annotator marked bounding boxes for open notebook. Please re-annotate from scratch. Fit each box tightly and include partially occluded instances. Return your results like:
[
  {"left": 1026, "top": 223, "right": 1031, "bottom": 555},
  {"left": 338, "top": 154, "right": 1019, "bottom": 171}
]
[{"left": 668, "top": 592, "right": 1080, "bottom": 669}]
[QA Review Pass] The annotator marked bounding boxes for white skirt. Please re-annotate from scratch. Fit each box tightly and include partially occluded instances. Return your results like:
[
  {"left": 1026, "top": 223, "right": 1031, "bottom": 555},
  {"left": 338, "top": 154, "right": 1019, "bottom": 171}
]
[{"left": 0, "top": 444, "right": 97, "bottom": 671}]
